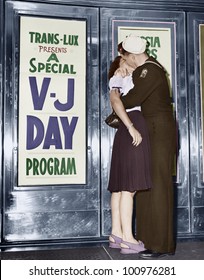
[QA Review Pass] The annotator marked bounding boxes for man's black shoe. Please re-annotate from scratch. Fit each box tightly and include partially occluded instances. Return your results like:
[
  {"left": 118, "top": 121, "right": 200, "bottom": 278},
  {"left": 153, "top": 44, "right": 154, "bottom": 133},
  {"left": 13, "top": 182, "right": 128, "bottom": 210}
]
[{"left": 138, "top": 249, "right": 174, "bottom": 259}]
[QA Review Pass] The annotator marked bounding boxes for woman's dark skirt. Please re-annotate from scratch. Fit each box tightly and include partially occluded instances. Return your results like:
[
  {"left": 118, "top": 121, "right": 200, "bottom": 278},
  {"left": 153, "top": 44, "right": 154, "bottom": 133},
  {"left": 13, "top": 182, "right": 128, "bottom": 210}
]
[{"left": 108, "top": 110, "right": 153, "bottom": 193}]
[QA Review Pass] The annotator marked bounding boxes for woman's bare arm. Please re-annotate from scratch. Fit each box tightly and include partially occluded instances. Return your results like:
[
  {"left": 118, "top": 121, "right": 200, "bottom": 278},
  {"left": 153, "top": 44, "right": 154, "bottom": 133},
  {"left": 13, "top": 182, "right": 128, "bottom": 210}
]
[{"left": 110, "top": 88, "right": 142, "bottom": 146}]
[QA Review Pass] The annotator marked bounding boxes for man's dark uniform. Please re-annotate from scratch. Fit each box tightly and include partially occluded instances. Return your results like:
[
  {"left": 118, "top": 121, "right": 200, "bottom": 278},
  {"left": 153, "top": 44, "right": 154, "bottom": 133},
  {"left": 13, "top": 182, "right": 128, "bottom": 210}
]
[{"left": 121, "top": 56, "right": 177, "bottom": 254}]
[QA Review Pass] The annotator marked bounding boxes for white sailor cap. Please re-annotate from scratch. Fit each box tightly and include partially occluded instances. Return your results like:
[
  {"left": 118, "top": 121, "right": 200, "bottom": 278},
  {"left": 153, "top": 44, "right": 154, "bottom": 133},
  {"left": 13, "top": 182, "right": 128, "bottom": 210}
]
[{"left": 122, "top": 35, "right": 147, "bottom": 54}]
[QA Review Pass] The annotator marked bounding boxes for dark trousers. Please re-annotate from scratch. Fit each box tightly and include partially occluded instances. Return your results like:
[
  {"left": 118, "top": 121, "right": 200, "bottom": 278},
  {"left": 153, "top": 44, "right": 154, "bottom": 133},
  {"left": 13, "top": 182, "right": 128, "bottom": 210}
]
[{"left": 135, "top": 114, "right": 177, "bottom": 253}]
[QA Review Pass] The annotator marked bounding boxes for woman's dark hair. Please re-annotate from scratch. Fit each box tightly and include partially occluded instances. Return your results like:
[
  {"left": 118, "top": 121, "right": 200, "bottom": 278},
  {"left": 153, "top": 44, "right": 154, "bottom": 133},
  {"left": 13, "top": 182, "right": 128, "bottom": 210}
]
[
  {"left": 108, "top": 55, "right": 121, "bottom": 80},
  {"left": 117, "top": 41, "right": 129, "bottom": 55},
  {"left": 108, "top": 41, "right": 130, "bottom": 80}
]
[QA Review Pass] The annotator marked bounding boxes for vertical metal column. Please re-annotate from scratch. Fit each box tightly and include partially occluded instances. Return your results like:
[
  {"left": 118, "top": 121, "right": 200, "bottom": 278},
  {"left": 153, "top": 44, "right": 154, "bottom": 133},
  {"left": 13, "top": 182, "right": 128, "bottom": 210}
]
[
  {"left": 0, "top": 0, "right": 4, "bottom": 244},
  {"left": 188, "top": 12, "right": 204, "bottom": 237}
]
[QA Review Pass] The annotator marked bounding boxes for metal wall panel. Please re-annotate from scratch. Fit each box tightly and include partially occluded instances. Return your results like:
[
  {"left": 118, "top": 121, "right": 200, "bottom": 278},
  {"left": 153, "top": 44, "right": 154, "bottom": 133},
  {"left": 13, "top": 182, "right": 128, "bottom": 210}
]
[
  {"left": 14, "top": 0, "right": 204, "bottom": 11},
  {"left": 3, "top": 1, "right": 100, "bottom": 242},
  {"left": 1, "top": 0, "right": 204, "bottom": 246},
  {"left": 188, "top": 12, "right": 204, "bottom": 236},
  {"left": 0, "top": 0, "right": 4, "bottom": 244},
  {"left": 100, "top": 8, "right": 188, "bottom": 237}
]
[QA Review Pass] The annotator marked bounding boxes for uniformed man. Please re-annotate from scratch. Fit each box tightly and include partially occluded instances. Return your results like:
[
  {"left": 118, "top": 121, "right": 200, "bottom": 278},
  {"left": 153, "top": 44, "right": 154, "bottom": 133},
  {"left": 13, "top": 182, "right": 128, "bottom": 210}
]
[{"left": 110, "top": 35, "right": 177, "bottom": 259}]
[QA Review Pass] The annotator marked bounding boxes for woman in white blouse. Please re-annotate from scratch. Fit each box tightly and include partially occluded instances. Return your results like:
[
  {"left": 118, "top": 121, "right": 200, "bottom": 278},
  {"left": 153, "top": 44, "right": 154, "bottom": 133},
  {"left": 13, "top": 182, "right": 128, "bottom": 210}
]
[{"left": 107, "top": 55, "right": 153, "bottom": 254}]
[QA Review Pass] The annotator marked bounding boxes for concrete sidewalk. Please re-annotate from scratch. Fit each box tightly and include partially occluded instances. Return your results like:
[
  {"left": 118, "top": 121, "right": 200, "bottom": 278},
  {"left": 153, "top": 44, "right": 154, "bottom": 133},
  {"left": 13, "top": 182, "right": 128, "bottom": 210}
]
[{"left": 0, "top": 239, "right": 204, "bottom": 260}]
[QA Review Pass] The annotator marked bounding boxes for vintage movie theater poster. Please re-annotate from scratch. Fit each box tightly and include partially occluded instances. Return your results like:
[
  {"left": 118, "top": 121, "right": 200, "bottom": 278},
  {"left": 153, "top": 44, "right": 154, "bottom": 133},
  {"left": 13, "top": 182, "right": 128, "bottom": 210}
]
[
  {"left": 200, "top": 24, "right": 204, "bottom": 176},
  {"left": 18, "top": 16, "right": 86, "bottom": 186}
]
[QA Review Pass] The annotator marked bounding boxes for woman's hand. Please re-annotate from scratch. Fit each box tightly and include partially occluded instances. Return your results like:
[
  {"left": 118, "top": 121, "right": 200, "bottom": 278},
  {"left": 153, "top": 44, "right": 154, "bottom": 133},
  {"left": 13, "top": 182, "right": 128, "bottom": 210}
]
[
  {"left": 128, "top": 125, "right": 142, "bottom": 146},
  {"left": 109, "top": 89, "right": 141, "bottom": 146},
  {"left": 114, "top": 59, "right": 134, "bottom": 77},
  {"left": 114, "top": 67, "right": 128, "bottom": 78}
]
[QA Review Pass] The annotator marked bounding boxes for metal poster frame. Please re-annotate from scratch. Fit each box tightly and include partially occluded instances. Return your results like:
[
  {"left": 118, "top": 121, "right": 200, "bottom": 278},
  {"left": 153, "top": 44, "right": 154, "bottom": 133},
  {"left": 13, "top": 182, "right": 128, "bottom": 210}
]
[{"left": 18, "top": 15, "right": 87, "bottom": 186}]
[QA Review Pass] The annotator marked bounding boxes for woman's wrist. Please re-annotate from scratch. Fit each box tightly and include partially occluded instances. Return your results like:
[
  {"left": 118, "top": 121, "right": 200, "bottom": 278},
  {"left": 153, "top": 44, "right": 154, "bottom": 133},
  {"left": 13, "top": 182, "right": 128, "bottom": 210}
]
[{"left": 127, "top": 123, "right": 134, "bottom": 131}]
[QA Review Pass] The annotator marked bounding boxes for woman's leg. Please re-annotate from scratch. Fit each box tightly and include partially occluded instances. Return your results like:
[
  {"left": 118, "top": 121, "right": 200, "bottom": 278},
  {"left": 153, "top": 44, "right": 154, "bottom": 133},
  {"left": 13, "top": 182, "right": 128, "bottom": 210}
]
[
  {"left": 109, "top": 192, "right": 122, "bottom": 242},
  {"left": 120, "top": 191, "right": 138, "bottom": 244}
]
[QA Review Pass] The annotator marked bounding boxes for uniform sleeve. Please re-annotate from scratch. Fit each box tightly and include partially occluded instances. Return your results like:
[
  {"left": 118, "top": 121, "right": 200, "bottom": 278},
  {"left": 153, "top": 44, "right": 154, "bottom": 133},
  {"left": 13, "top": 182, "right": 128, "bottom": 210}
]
[{"left": 121, "top": 65, "right": 162, "bottom": 108}]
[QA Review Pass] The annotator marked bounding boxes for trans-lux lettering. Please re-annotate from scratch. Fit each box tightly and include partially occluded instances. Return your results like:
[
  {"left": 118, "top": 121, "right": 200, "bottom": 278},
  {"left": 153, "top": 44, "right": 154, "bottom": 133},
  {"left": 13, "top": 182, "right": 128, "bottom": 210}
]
[{"left": 29, "top": 32, "right": 79, "bottom": 46}]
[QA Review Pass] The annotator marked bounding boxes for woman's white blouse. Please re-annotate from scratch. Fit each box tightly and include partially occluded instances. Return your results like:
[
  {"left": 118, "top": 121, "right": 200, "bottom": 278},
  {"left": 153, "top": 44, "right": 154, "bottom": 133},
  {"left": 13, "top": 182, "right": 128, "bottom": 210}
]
[{"left": 109, "top": 75, "right": 141, "bottom": 112}]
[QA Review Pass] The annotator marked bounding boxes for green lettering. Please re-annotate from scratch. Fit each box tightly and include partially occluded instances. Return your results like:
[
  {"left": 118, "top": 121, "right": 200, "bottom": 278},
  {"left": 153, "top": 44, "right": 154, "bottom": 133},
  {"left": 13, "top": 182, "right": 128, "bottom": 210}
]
[
  {"left": 33, "top": 158, "right": 39, "bottom": 175},
  {"left": 47, "top": 158, "right": 54, "bottom": 175},
  {"left": 54, "top": 158, "right": 60, "bottom": 175},
  {"left": 70, "top": 65, "right": 76, "bottom": 74},
  {"left": 35, "top": 32, "right": 41, "bottom": 43},
  {"left": 29, "top": 32, "right": 35, "bottom": 43},
  {"left": 67, "top": 158, "right": 76, "bottom": 174},
  {"left": 29, "top": 58, "right": 37, "bottom": 73},
  {"left": 26, "top": 158, "right": 32, "bottom": 175},
  {"left": 41, "top": 33, "right": 47, "bottom": 43},
  {"left": 39, "top": 158, "right": 46, "bottom": 175},
  {"left": 154, "top": 37, "right": 161, "bottom": 48},
  {"left": 38, "top": 62, "right": 45, "bottom": 72},
  {"left": 60, "top": 158, "right": 66, "bottom": 174},
  {"left": 47, "top": 53, "right": 59, "bottom": 63}
]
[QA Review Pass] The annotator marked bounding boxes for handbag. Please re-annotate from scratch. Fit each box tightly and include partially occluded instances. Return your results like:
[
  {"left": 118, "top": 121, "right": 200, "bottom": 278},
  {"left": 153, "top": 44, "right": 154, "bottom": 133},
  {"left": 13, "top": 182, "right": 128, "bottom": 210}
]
[
  {"left": 105, "top": 89, "right": 123, "bottom": 129},
  {"left": 105, "top": 110, "right": 121, "bottom": 129}
]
